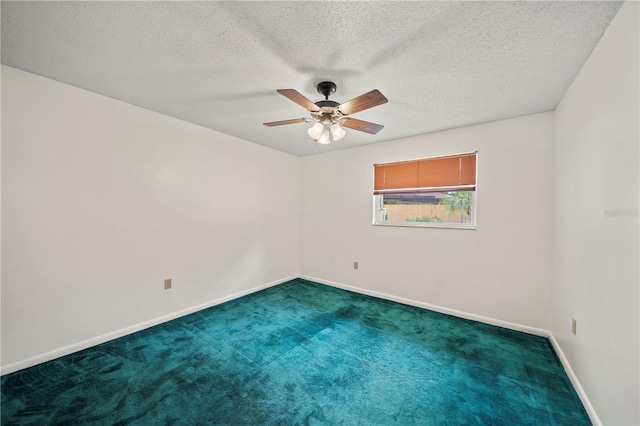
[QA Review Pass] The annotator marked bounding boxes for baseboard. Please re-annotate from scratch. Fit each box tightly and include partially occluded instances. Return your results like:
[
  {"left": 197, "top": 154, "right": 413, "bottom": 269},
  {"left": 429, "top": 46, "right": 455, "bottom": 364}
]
[
  {"left": 548, "top": 333, "right": 601, "bottom": 425},
  {"left": 0, "top": 275, "right": 297, "bottom": 376},
  {"left": 298, "top": 274, "right": 549, "bottom": 337}
]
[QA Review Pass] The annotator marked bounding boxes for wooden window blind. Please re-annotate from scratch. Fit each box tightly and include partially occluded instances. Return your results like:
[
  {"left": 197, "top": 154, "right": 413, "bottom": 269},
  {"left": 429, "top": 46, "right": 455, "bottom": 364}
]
[{"left": 374, "top": 152, "right": 476, "bottom": 194}]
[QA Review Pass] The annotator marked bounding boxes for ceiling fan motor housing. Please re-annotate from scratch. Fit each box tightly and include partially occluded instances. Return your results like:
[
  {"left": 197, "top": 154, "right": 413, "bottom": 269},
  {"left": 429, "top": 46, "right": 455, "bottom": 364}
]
[
  {"left": 315, "top": 100, "right": 340, "bottom": 108},
  {"left": 313, "top": 82, "right": 342, "bottom": 123}
]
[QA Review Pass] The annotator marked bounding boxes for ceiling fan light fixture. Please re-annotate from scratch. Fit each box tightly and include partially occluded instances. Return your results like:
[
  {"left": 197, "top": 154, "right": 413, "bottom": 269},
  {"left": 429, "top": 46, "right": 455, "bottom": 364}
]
[
  {"left": 317, "top": 127, "right": 331, "bottom": 145},
  {"left": 330, "top": 123, "right": 346, "bottom": 141},
  {"left": 307, "top": 122, "right": 324, "bottom": 140}
]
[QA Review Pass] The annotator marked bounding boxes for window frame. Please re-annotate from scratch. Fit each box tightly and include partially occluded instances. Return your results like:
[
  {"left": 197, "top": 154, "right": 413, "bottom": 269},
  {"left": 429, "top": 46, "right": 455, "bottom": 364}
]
[{"left": 372, "top": 152, "right": 478, "bottom": 230}]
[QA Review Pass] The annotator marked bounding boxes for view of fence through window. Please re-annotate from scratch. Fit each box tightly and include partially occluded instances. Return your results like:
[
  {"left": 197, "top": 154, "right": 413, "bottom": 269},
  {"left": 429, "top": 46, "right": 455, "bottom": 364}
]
[{"left": 375, "top": 191, "right": 474, "bottom": 227}]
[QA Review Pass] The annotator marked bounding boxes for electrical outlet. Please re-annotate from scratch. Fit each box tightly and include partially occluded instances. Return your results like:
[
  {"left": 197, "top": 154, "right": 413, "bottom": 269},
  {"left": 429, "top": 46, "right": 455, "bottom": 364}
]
[
  {"left": 571, "top": 318, "right": 576, "bottom": 335},
  {"left": 353, "top": 261, "right": 359, "bottom": 270},
  {"left": 164, "top": 278, "right": 172, "bottom": 290}
]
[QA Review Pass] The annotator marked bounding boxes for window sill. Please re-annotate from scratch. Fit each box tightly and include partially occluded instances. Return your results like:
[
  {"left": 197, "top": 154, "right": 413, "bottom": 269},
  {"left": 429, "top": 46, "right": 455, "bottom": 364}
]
[{"left": 373, "top": 221, "right": 476, "bottom": 230}]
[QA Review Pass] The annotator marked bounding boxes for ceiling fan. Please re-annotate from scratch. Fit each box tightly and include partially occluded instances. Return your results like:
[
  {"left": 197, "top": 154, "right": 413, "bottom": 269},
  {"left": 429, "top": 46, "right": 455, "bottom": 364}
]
[{"left": 263, "top": 81, "right": 388, "bottom": 144}]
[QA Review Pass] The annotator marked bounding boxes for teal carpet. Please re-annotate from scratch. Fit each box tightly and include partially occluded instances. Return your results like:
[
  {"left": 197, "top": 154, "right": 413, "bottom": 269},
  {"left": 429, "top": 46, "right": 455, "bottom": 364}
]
[{"left": 2, "top": 279, "right": 589, "bottom": 425}]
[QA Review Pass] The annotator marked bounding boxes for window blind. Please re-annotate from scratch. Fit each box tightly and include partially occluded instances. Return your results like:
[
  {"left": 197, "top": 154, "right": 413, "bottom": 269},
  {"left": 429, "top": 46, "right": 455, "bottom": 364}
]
[{"left": 374, "top": 152, "right": 476, "bottom": 194}]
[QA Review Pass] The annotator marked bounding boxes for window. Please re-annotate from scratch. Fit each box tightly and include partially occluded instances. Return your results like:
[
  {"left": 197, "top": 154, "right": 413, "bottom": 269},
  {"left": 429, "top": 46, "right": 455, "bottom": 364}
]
[{"left": 373, "top": 152, "right": 477, "bottom": 229}]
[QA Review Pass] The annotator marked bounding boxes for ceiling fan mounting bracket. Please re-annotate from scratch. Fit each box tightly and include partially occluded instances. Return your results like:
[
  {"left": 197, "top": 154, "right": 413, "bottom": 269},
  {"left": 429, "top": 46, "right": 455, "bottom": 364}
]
[{"left": 316, "top": 81, "right": 337, "bottom": 100}]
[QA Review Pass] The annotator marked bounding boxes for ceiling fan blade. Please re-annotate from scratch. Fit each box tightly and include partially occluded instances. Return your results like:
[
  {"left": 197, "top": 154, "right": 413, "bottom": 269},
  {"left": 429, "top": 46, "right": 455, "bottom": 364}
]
[
  {"left": 277, "top": 89, "right": 321, "bottom": 112},
  {"left": 263, "top": 118, "right": 308, "bottom": 127},
  {"left": 341, "top": 118, "right": 384, "bottom": 134},
  {"left": 338, "top": 89, "right": 388, "bottom": 115}
]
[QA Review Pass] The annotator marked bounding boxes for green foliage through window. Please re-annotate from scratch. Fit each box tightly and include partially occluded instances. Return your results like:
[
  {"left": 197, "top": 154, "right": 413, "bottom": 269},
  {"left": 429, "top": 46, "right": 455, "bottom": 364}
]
[
  {"left": 404, "top": 216, "right": 442, "bottom": 223},
  {"left": 439, "top": 192, "right": 472, "bottom": 223}
]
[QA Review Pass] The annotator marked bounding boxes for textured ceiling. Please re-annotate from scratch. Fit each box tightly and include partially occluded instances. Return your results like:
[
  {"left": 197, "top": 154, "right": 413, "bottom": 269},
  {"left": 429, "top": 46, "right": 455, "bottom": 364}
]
[{"left": 1, "top": 1, "right": 622, "bottom": 156}]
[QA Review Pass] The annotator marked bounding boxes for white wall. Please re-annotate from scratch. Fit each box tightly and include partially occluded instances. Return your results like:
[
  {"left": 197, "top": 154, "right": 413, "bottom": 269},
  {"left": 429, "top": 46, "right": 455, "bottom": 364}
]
[
  {"left": 552, "top": 2, "right": 639, "bottom": 425},
  {"left": 300, "top": 112, "right": 554, "bottom": 330},
  {"left": 1, "top": 65, "right": 300, "bottom": 371}
]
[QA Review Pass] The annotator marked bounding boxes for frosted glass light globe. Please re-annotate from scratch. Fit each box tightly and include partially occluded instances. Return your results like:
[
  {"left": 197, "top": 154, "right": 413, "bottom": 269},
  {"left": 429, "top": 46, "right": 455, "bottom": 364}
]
[
  {"left": 330, "top": 123, "right": 346, "bottom": 141},
  {"left": 307, "top": 122, "right": 324, "bottom": 140}
]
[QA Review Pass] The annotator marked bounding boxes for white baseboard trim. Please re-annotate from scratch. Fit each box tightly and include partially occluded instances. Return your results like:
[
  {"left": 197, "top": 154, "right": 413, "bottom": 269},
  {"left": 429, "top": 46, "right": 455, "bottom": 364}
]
[
  {"left": 298, "top": 274, "right": 549, "bottom": 337},
  {"left": 0, "top": 275, "right": 297, "bottom": 376},
  {"left": 548, "top": 332, "right": 601, "bottom": 426}
]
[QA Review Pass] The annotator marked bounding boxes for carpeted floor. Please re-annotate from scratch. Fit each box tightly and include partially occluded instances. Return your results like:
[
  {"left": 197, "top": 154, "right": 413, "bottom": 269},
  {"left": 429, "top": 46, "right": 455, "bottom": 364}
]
[{"left": 2, "top": 278, "right": 589, "bottom": 425}]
